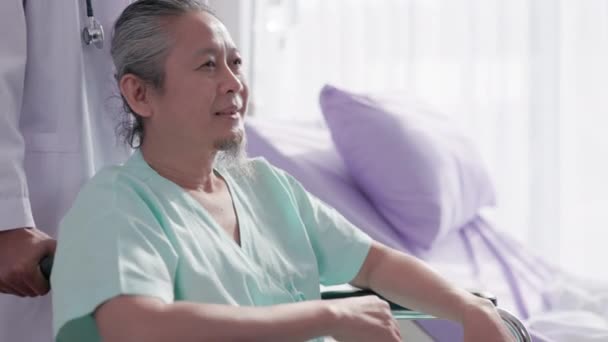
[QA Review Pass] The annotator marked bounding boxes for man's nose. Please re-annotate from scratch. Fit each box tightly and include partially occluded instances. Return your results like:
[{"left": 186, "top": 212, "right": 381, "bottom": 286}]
[{"left": 219, "top": 65, "right": 243, "bottom": 94}]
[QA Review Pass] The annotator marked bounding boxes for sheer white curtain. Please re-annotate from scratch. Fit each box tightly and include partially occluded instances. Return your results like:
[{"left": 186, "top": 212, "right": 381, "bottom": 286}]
[{"left": 250, "top": 0, "right": 608, "bottom": 280}]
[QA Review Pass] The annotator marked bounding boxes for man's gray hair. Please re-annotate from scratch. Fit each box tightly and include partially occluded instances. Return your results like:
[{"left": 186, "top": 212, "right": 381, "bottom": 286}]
[{"left": 111, "top": 0, "right": 216, "bottom": 147}]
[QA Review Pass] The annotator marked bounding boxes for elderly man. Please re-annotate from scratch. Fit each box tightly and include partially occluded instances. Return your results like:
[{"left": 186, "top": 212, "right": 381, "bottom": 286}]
[{"left": 51, "top": 1, "right": 514, "bottom": 341}]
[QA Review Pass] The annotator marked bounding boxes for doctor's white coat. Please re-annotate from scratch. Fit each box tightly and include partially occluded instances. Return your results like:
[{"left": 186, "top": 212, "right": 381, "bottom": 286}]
[{"left": 0, "top": 1, "right": 131, "bottom": 341}]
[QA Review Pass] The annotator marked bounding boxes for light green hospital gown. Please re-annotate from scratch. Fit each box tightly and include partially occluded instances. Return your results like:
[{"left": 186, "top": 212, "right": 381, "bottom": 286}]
[{"left": 51, "top": 150, "right": 372, "bottom": 341}]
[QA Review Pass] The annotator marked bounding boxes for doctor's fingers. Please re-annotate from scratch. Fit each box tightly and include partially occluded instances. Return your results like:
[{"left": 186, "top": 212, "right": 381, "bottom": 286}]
[
  {"left": 7, "top": 261, "right": 50, "bottom": 297},
  {"left": 42, "top": 237, "right": 57, "bottom": 255},
  {"left": 15, "top": 278, "right": 40, "bottom": 297},
  {"left": 0, "top": 263, "right": 41, "bottom": 297},
  {"left": 2, "top": 240, "right": 56, "bottom": 297},
  {"left": 0, "top": 279, "right": 30, "bottom": 297},
  {"left": 27, "top": 264, "right": 51, "bottom": 296}
]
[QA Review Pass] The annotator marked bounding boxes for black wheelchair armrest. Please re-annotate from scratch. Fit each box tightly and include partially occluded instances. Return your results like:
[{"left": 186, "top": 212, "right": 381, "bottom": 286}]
[{"left": 320, "top": 288, "right": 497, "bottom": 311}]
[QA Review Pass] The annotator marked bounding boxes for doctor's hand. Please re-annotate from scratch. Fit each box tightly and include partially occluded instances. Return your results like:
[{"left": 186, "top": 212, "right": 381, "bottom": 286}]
[
  {"left": 327, "top": 295, "right": 402, "bottom": 342},
  {"left": 0, "top": 227, "right": 56, "bottom": 297}
]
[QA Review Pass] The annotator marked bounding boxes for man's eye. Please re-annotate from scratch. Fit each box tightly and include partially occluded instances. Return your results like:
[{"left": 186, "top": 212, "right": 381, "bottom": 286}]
[
  {"left": 199, "top": 61, "right": 216, "bottom": 69},
  {"left": 233, "top": 58, "right": 243, "bottom": 67}
]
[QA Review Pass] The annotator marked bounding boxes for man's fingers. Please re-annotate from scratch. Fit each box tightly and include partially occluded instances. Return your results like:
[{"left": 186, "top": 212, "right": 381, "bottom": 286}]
[{"left": 393, "top": 320, "right": 402, "bottom": 340}]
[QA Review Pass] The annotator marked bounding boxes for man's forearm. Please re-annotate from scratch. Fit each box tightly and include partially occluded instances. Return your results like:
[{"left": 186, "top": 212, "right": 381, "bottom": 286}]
[
  {"left": 354, "top": 243, "right": 479, "bottom": 324},
  {"left": 98, "top": 296, "right": 338, "bottom": 342}
]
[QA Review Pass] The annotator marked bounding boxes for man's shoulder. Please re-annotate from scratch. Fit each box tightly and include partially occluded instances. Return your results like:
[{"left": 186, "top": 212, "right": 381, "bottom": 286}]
[
  {"left": 86, "top": 163, "right": 143, "bottom": 191},
  {"left": 60, "top": 163, "right": 158, "bottom": 236},
  {"left": 75, "top": 163, "right": 152, "bottom": 212}
]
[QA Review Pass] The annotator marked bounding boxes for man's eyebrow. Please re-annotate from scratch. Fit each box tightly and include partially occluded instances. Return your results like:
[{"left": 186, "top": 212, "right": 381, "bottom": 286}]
[
  {"left": 194, "top": 47, "right": 219, "bottom": 57},
  {"left": 193, "top": 46, "right": 241, "bottom": 57}
]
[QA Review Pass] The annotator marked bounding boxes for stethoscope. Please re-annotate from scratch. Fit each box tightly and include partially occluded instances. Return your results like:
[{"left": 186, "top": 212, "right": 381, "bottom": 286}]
[{"left": 82, "top": 0, "right": 104, "bottom": 49}]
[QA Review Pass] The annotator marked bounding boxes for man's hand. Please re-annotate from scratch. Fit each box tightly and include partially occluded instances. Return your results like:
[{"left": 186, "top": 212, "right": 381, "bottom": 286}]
[
  {"left": 462, "top": 298, "right": 515, "bottom": 342},
  {"left": 0, "top": 227, "right": 56, "bottom": 297},
  {"left": 328, "top": 295, "right": 402, "bottom": 342}
]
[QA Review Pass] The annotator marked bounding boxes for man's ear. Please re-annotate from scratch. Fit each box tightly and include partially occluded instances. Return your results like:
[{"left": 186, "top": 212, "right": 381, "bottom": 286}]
[{"left": 119, "top": 74, "right": 154, "bottom": 118}]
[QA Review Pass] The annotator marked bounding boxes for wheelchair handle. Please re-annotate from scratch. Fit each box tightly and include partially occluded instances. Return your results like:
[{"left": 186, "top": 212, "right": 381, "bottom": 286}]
[{"left": 39, "top": 255, "right": 54, "bottom": 281}]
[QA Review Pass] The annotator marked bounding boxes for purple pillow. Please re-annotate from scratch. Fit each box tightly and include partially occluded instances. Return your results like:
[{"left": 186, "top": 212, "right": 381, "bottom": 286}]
[{"left": 319, "top": 85, "right": 495, "bottom": 249}]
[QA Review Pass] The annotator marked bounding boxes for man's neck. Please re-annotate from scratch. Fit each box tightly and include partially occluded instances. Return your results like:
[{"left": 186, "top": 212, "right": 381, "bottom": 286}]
[{"left": 140, "top": 140, "right": 220, "bottom": 193}]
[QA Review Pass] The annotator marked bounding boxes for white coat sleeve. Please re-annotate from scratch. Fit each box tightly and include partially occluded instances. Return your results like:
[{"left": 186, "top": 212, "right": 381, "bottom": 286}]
[{"left": 0, "top": 1, "right": 35, "bottom": 231}]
